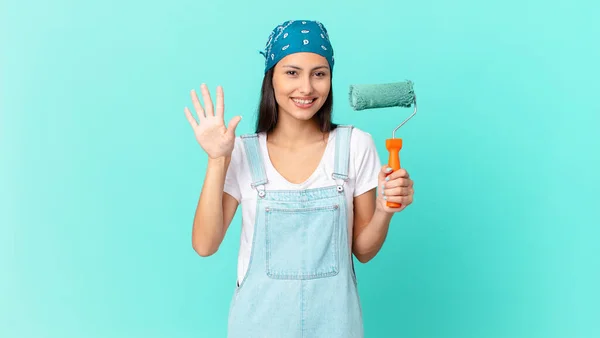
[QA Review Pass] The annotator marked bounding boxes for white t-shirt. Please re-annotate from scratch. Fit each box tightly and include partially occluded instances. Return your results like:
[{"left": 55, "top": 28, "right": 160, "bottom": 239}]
[{"left": 223, "top": 127, "right": 381, "bottom": 285}]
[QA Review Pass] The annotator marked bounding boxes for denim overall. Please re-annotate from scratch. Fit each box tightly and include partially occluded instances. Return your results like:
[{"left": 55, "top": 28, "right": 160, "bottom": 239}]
[{"left": 227, "top": 125, "right": 364, "bottom": 338}]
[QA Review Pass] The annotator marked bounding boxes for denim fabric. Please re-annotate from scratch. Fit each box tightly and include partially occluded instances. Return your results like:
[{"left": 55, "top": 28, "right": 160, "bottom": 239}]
[{"left": 227, "top": 126, "right": 363, "bottom": 338}]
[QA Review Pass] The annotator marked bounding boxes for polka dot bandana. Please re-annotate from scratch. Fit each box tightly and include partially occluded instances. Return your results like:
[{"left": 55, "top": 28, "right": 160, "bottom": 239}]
[{"left": 260, "top": 20, "right": 334, "bottom": 73}]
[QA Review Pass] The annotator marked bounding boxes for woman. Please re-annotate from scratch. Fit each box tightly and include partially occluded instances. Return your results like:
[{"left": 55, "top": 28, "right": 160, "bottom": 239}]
[{"left": 184, "top": 20, "right": 414, "bottom": 338}]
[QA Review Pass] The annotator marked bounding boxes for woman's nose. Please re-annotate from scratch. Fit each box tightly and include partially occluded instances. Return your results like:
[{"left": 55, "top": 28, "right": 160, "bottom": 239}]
[{"left": 298, "top": 76, "right": 313, "bottom": 95}]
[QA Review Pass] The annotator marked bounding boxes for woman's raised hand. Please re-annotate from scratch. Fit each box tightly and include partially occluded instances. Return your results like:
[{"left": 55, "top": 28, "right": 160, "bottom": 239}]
[{"left": 185, "top": 84, "right": 242, "bottom": 159}]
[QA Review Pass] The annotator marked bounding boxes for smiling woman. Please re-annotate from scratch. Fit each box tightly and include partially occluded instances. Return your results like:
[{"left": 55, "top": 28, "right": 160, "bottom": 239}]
[
  {"left": 258, "top": 52, "right": 334, "bottom": 133},
  {"left": 183, "top": 19, "right": 415, "bottom": 338}
]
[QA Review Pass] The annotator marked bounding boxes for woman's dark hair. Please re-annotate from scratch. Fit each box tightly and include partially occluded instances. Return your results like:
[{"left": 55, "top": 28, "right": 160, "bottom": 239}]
[{"left": 255, "top": 67, "right": 337, "bottom": 134}]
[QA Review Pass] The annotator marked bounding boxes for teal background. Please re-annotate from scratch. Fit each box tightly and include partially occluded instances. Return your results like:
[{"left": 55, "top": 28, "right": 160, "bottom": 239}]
[{"left": 2, "top": 0, "right": 599, "bottom": 337}]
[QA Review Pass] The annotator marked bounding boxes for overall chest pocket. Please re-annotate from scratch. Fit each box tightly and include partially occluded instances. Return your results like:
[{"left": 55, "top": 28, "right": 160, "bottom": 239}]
[{"left": 265, "top": 204, "right": 341, "bottom": 280}]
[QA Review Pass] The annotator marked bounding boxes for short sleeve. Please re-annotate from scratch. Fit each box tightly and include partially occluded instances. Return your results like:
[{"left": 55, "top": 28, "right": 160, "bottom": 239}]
[
  {"left": 352, "top": 129, "right": 381, "bottom": 197},
  {"left": 223, "top": 137, "right": 242, "bottom": 203}
]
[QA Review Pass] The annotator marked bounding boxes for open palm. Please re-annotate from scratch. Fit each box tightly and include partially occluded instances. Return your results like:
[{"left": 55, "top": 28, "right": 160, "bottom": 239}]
[{"left": 184, "top": 84, "right": 242, "bottom": 159}]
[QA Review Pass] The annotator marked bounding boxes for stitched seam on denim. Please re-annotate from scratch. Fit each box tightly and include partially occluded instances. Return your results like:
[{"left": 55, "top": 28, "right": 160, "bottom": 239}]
[
  {"left": 267, "top": 270, "right": 339, "bottom": 279},
  {"left": 267, "top": 205, "right": 338, "bottom": 213},
  {"left": 333, "top": 127, "right": 343, "bottom": 177},
  {"left": 261, "top": 185, "right": 340, "bottom": 201},
  {"left": 301, "top": 279, "right": 306, "bottom": 338},
  {"left": 263, "top": 185, "right": 337, "bottom": 194},
  {"left": 250, "top": 180, "right": 268, "bottom": 188},
  {"left": 332, "top": 173, "right": 349, "bottom": 180},
  {"left": 265, "top": 204, "right": 272, "bottom": 281},
  {"left": 332, "top": 201, "right": 340, "bottom": 279}
]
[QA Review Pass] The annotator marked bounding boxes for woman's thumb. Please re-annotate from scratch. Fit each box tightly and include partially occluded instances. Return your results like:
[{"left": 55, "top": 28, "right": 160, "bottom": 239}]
[{"left": 227, "top": 116, "right": 242, "bottom": 135}]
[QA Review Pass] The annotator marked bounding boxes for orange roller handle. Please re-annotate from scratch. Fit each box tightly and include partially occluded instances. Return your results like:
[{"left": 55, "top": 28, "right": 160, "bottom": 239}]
[{"left": 385, "top": 138, "right": 403, "bottom": 208}]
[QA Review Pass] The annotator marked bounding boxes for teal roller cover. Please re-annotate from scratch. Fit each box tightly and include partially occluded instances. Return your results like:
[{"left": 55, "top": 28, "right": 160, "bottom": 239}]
[{"left": 349, "top": 81, "right": 415, "bottom": 111}]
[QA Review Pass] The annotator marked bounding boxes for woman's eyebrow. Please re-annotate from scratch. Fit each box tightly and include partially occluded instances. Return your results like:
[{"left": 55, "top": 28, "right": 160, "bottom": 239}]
[{"left": 281, "top": 65, "right": 330, "bottom": 70}]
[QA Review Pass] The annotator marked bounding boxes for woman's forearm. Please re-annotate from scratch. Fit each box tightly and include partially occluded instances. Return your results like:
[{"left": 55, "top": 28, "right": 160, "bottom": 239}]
[
  {"left": 191, "top": 156, "right": 231, "bottom": 256},
  {"left": 352, "top": 209, "right": 394, "bottom": 263}
]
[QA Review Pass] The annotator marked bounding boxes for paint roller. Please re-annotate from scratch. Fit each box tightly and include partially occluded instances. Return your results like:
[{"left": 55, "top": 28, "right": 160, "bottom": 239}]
[{"left": 348, "top": 80, "right": 417, "bottom": 208}]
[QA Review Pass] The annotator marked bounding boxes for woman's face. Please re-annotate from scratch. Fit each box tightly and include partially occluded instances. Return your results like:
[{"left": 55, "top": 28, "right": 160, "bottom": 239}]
[{"left": 272, "top": 52, "right": 331, "bottom": 122}]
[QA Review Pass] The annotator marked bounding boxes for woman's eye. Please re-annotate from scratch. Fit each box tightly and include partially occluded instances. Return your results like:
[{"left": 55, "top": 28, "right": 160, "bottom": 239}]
[
  {"left": 314, "top": 72, "right": 326, "bottom": 77},
  {"left": 286, "top": 71, "right": 297, "bottom": 75}
]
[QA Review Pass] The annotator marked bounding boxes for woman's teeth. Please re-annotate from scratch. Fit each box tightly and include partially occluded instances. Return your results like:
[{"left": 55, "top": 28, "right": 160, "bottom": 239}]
[{"left": 292, "top": 98, "right": 315, "bottom": 104}]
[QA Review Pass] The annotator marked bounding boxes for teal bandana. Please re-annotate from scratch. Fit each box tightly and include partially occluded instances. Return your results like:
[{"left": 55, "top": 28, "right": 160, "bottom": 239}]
[{"left": 260, "top": 20, "right": 334, "bottom": 73}]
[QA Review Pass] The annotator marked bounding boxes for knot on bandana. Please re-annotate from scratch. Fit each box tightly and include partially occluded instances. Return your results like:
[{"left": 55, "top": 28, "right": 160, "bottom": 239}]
[{"left": 260, "top": 20, "right": 334, "bottom": 73}]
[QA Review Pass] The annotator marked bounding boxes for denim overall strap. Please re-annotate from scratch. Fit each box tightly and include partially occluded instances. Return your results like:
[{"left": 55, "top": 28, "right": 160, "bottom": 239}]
[
  {"left": 332, "top": 125, "right": 353, "bottom": 190},
  {"left": 240, "top": 134, "right": 268, "bottom": 197}
]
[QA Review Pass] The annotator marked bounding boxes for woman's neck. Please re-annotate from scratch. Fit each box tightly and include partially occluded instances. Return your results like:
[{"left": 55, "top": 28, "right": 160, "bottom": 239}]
[{"left": 267, "top": 114, "right": 326, "bottom": 148}]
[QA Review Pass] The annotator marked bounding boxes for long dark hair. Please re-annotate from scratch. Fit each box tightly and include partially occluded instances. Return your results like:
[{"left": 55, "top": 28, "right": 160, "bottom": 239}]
[{"left": 255, "top": 68, "right": 337, "bottom": 134}]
